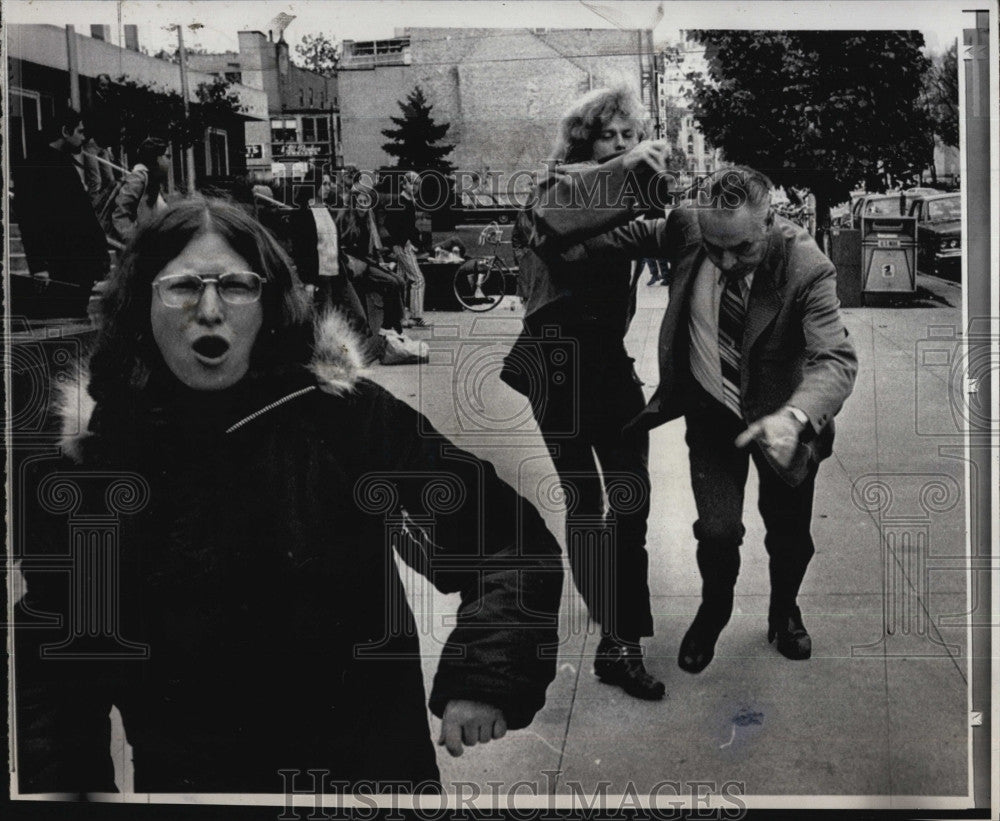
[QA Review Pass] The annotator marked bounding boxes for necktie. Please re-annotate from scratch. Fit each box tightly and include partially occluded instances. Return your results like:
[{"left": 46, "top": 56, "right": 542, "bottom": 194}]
[{"left": 718, "top": 276, "right": 746, "bottom": 416}]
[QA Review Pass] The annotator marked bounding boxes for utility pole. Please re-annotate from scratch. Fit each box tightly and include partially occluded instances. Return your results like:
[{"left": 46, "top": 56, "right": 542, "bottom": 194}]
[
  {"left": 167, "top": 23, "right": 198, "bottom": 190},
  {"left": 65, "top": 25, "right": 81, "bottom": 110}
]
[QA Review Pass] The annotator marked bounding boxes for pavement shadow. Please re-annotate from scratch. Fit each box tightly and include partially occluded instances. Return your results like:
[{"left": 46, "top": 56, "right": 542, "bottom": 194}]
[{"left": 863, "top": 285, "right": 956, "bottom": 309}]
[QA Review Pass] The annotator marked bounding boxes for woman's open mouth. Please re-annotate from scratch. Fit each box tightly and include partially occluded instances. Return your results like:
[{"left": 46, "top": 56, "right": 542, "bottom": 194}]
[{"left": 192, "top": 336, "right": 230, "bottom": 364}]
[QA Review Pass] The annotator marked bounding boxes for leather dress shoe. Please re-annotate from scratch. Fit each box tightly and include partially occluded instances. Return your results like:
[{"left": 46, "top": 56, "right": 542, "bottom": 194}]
[
  {"left": 677, "top": 607, "right": 729, "bottom": 674},
  {"left": 593, "top": 637, "right": 666, "bottom": 701},
  {"left": 768, "top": 605, "right": 812, "bottom": 660}
]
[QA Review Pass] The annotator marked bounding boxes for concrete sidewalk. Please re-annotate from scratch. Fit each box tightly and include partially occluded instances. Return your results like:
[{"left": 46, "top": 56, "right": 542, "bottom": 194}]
[{"left": 368, "top": 272, "right": 971, "bottom": 803}]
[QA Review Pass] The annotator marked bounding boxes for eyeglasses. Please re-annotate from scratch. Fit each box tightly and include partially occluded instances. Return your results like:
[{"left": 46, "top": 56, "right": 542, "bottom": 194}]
[{"left": 152, "top": 272, "right": 265, "bottom": 308}]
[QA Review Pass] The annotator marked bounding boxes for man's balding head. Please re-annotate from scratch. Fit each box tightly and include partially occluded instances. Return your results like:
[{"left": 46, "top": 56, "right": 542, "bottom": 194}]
[{"left": 694, "top": 167, "right": 776, "bottom": 280}]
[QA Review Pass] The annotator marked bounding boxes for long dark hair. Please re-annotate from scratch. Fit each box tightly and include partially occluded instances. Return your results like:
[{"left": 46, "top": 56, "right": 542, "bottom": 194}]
[
  {"left": 89, "top": 197, "right": 313, "bottom": 405},
  {"left": 136, "top": 137, "right": 169, "bottom": 205}
]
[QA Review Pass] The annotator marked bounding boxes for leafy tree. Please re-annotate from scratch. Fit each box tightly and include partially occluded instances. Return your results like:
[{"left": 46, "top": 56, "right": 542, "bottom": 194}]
[
  {"left": 660, "top": 101, "right": 692, "bottom": 169},
  {"left": 115, "top": 76, "right": 186, "bottom": 156},
  {"left": 114, "top": 75, "right": 245, "bottom": 162},
  {"left": 685, "top": 30, "right": 935, "bottom": 237},
  {"left": 192, "top": 76, "right": 247, "bottom": 131},
  {"left": 381, "top": 86, "right": 455, "bottom": 172},
  {"left": 294, "top": 33, "right": 340, "bottom": 76},
  {"left": 922, "top": 41, "right": 959, "bottom": 149}
]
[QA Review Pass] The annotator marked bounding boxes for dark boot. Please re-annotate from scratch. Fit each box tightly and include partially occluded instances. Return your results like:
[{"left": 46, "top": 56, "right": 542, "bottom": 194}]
[
  {"left": 594, "top": 636, "right": 666, "bottom": 701},
  {"left": 677, "top": 599, "right": 733, "bottom": 674},
  {"left": 768, "top": 604, "right": 812, "bottom": 660},
  {"left": 678, "top": 544, "right": 740, "bottom": 674}
]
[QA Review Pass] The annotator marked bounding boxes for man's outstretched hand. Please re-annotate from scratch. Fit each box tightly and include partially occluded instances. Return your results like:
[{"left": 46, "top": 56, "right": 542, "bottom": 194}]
[
  {"left": 734, "top": 409, "right": 806, "bottom": 469},
  {"left": 438, "top": 700, "right": 507, "bottom": 758}
]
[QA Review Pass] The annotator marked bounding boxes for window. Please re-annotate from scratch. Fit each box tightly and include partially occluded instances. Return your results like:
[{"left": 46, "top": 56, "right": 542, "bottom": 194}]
[
  {"left": 9, "top": 88, "right": 42, "bottom": 165},
  {"left": 205, "top": 127, "right": 229, "bottom": 177},
  {"left": 224, "top": 71, "right": 242, "bottom": 84},
  {"left": 271, "top": 119, "right": 297, "bottom": 142},
  {"left": 308, "top": 88, "right": 314, "bottom": 106},
  {"left": 927, "top": 197, "right": 960, "bottom": 221},
  {"left": 298, "top": 88, "right": 304, "bottom": 106},
  {"left": 301, "top": 116, "right": 330, "bottom": 144},
  {"left": 865, "top": 197, "right": 900, "bottom": 216}
]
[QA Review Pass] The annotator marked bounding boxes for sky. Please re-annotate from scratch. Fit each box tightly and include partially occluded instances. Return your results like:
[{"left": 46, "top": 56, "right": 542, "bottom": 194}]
[{"left": 5, "top": 0, "right": 965, "bottom": 56}]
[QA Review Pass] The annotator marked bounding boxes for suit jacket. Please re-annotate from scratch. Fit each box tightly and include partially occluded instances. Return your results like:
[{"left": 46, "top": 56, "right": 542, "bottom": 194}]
[
  {"left": 12, "top": 145, "right": 110, "bottom": 284},
  {"left": 532, "top": 157, "right": 858, "bottom": 484}
]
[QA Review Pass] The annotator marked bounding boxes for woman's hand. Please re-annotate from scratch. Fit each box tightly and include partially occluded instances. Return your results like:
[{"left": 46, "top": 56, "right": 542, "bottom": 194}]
[
  {"left": 438, "top": 700, "right": 507, "bottom": 757},
  {"left": 621, "top": 139, "right": 670, "bottom": 174}
]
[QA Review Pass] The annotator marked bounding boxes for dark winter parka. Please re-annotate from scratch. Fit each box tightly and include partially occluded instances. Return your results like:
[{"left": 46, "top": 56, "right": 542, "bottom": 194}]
[{"left": 14, "top": 314, "right": 564, "bottom": 795}]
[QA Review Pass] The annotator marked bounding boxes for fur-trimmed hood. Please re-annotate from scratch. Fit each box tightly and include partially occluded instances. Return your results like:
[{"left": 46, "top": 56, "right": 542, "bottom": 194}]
[{"left": 56, "top": 310, "right": 367, "bottom": 463}]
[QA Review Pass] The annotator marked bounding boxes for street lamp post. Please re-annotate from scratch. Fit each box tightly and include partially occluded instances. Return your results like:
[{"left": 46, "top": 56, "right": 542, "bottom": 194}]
[{"left": 167, "top": 23, "right": 201, "bottom": 191}]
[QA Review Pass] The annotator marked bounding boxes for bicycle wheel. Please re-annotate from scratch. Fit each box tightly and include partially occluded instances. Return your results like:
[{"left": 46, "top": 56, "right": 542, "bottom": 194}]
[{"left": 452, "top": 258, "right": 506, "bottom": 312}]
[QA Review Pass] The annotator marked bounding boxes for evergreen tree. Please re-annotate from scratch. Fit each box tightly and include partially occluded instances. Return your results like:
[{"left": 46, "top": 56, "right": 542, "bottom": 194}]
[{"left": 381, "top": 86, "right": 455, "bottom": 172}]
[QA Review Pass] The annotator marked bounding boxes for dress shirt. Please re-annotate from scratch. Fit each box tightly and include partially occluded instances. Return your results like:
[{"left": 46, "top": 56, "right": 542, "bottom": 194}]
[{"left": 310, "top": 206, "right": 340, "bottom": 278}]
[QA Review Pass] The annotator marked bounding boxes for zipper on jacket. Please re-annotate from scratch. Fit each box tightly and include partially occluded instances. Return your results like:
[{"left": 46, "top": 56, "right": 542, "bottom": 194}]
[{"left": 225, "top": 386, "right": 317, "bottom": 434}]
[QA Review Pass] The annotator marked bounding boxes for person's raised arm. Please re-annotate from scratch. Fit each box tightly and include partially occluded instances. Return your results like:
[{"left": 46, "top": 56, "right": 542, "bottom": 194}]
[{"left": 533, "top": 139, "right": 671, "bottom": 249}]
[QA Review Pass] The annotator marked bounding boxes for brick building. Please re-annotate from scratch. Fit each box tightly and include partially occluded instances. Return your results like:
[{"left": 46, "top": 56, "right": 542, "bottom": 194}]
[
  {"left": 187, "top": 31, "right": 341, "bottom": 182},
  {"left": 339, "top": 27, "right": 658, "bottom": 191}
]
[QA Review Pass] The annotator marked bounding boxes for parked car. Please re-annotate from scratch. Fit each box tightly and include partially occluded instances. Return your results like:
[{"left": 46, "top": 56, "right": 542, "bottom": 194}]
[
  {"left": 908, "top": 193, "right": 961, "bottom": 278},
  {"left": 455, "top": 191, "right": 520, "bottom": 224},
  {"left": 847, "top": 193, "right": 905, "bottom": 228},
  {"left": 901, "top": 186, "right": 942, "bottom": 213}
]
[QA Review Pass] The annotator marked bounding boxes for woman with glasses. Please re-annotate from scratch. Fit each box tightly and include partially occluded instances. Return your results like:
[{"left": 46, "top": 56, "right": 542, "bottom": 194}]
[{"left": 14, "top": 198, "right": 563, "bottom": 795}]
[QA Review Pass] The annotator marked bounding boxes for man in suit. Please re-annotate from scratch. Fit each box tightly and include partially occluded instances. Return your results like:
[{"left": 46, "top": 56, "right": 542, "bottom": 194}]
[
  {"left": 532, "top": 161, "right": 857, "bottom": 674},
  {"left": 13, "top": 108, "right": 111, "bottom": 318}
]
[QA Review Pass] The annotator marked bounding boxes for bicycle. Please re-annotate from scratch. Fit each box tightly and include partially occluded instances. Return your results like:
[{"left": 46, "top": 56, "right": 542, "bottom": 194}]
[{"left": 451, "top": 222, "right": 519, "bottom": 312}]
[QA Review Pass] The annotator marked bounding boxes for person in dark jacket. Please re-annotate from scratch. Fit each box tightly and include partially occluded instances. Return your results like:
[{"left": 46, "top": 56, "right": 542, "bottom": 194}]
[
  {"left": 12, "top": 107, "right": 111, "bottom": 317},
  {"left": 83, "top": 73, "right": 123, "bottom": 200},
  {"left": 13, "top": 198, "right": 563, "bottom": 796},
  {"left": 287, "top": 185, "right": 372, "bottom": 330},
  {"left": 499, "top": 87, "right": 665, "bottom": 701},
  {"left": 382, "top": 171, "right": 429, "bottom": 327},
  {"left": 336, "top": 186, "right": 408, "bottom": 334},
  {"left": 530, "top": 162, "right": 857, "bottom": 674}
]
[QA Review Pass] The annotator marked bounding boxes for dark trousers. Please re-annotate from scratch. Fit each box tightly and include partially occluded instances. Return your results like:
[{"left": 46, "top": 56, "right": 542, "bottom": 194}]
[
  {"left": 357, "top": 261, "right": 406, "bottom": 333},
  {"left": 532, "top": 332, "right": 654, "bottom": 640},
  {"left": 684, "top": 382, "right": 818, "bottom": 616},
  {"left": 343, "top": 256, "right": 407, "bottom": 334}
]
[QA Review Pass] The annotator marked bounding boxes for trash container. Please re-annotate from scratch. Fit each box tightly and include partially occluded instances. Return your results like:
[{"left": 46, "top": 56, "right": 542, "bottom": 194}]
[
  {"left": 860, "top": 214, "right": 917, "bottom": 296},
  {"left": 419, "top": 260, "right": 463, "bottom": 310},
  {"left": 829, "top": 228, "right": 863, "bottom": 308}
]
